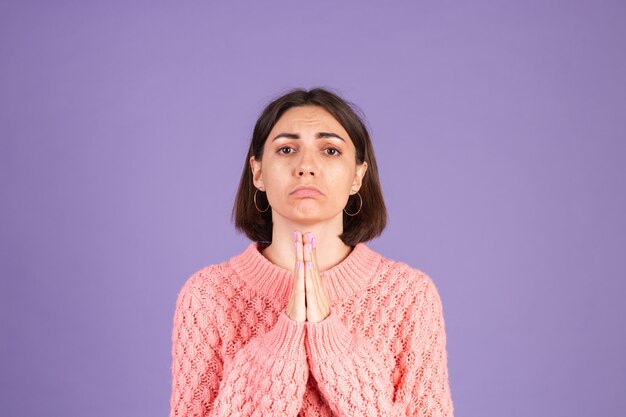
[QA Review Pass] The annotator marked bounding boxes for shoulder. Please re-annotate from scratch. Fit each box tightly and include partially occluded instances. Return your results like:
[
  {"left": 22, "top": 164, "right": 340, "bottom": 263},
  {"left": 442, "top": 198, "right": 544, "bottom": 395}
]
[
  {"left": 174, "top": 258, "right": 233, "bottom": 313},
  {"left": 375, "top": 251, "right": 445, "bottom": 313}
]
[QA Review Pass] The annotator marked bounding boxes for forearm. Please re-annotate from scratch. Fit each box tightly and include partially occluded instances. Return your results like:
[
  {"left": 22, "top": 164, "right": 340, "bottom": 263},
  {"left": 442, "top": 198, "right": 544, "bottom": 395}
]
[
  {"left": 210, "top": 312, "right": 309, "bottom": 416},
  {"left": 305, "top": 312, "right": 403, "bottom": 417},
  {"left": 170, "top": 281, "right": 310, "bottom": 417}
]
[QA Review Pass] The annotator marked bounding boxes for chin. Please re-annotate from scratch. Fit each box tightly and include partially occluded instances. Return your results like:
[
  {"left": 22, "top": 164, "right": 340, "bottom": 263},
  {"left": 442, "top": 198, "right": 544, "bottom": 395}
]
[{"left": 275, "top": 206, "right": 340, "bottom": 225}]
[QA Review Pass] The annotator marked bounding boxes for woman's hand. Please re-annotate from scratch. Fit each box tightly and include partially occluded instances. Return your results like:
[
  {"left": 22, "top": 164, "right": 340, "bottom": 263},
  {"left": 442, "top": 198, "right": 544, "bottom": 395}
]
[
  {"left": 285, "top": 231, "right": 330, "bottom": 323},
  {"left": 285, "top": 231, "right": 307, "bottom": 322}
]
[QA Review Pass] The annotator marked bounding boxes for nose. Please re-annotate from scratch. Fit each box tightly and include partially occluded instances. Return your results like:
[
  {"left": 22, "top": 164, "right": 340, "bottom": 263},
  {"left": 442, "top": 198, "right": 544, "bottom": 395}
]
[{"left": 296, "top": 147, "right": 318, "bottom": 177}]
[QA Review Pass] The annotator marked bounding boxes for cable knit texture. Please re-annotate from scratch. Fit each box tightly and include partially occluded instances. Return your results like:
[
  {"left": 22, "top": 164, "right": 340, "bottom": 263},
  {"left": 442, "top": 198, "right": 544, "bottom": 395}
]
[{"left": 169, "top": 242, "right": 454, "bottom": 416}]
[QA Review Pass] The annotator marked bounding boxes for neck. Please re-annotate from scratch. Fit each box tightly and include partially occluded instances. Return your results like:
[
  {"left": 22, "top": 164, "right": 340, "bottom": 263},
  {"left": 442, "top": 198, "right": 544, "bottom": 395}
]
[
  {"left": 229, "top": 239, "right": 382, "bottom": 303},
  {"left": 261, "top": 211, "right": 352, "bottom": 272}
]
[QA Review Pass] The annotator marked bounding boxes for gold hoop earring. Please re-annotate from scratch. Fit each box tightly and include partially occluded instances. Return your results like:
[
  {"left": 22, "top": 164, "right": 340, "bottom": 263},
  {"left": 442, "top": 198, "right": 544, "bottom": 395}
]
[
  {"left": 344, "top": 192, "right": 362, "bottom": 216},
  {"left": 254, "top": 188, "right": 270, "bottom": 213}
]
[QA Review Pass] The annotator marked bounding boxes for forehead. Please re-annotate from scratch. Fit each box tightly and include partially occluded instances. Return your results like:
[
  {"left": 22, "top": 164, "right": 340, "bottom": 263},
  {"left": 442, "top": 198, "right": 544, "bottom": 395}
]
[{"left": 270, "top": 106, "right": 350, "bottom": 139}]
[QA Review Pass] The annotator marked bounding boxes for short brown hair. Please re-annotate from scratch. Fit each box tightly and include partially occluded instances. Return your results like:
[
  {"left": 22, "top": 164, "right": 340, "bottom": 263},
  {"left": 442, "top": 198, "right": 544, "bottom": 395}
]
[{"left": 232, "top": 87, "right": 387, "bottom": 246}]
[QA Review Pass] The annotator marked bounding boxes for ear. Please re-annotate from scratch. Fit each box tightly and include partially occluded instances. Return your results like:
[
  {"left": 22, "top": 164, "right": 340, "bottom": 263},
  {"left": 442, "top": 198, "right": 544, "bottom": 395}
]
[
  {"left": 351, "top": 161, "right": 368, "bottom": 194},
  {"left": 249, "top": 156, "right": 264, "bottom": 190}
]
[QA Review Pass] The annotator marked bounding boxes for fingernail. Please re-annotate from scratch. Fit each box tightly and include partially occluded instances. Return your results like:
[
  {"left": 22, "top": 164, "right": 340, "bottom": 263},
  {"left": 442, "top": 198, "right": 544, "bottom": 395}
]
[
  {"left": 307, "top": 261, "right": 313, "bottom": 270},
  {"left": 297, "top": 260, "right": 301, "bottom": 270},
  {"left": 307, "top": 232, "right": 312, "bottom": 241},
  {"left": 308, "top": 243, "right": 312, "bottom": 253},
  {"left": 293, "top": 231, "right": 298, "bottom": 241},
  {"left": 312, "top": 237, "right": 316, "bottom": 248}
]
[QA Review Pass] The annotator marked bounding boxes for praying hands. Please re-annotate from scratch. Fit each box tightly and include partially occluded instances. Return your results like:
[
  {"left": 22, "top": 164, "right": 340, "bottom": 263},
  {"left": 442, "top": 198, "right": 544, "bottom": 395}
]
[{"left": 285, "top": 231, "right": 330, "bottom": 323}]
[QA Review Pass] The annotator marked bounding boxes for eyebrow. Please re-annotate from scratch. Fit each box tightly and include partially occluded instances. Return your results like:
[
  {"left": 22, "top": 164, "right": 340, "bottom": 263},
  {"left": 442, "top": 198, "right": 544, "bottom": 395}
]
[{"left": 272, "top": 132, "right": 345, "bottom": 142}]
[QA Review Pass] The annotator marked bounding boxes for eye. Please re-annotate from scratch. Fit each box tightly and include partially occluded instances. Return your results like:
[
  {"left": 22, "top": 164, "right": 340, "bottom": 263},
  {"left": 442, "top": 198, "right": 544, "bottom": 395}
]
[
  {"left": 277, "top": 146, "right": 295, "bottom": 155},
  {"left": 324, "top": 147, "right": 342, "bottom": 156}
]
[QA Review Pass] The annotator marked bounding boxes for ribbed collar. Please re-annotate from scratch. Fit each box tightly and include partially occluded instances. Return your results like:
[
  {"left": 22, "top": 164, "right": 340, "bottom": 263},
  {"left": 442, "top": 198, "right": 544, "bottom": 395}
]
[{"left": 228, "top": 241, "right": 383, "bottom": 303}]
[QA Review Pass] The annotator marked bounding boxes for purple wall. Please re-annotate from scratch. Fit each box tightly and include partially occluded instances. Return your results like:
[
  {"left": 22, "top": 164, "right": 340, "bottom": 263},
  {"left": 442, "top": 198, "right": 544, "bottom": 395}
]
[{"left": 2, "top": 1, "right": 625, "bottom": 416}]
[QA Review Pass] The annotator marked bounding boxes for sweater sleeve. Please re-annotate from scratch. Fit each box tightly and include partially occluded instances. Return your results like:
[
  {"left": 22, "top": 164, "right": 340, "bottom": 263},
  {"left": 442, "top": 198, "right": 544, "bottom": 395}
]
[
  {"left": 169, "top": 277, "right": 309, "bottom": 417},
  {"left": 304, "top": 277, "right": 454, "bottom": 417}
]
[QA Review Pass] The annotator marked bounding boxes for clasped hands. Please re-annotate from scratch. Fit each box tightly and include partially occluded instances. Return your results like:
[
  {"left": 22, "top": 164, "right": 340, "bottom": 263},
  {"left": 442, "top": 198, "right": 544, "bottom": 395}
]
[{"left": 285, "top": 231, "right": 331, "bottom": 323}]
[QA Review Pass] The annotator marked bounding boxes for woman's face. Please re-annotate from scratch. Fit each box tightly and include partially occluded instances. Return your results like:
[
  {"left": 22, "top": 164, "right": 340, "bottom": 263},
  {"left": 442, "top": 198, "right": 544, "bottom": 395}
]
[{"left": 250, "top": 105, "right": 367, "bottom": 225}]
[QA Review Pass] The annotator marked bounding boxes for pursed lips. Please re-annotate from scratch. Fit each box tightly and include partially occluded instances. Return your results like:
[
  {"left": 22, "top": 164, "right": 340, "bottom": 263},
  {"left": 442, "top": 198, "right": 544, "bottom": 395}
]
[{"left": 290, "top": 185, "right": 323, "bottom": 196}]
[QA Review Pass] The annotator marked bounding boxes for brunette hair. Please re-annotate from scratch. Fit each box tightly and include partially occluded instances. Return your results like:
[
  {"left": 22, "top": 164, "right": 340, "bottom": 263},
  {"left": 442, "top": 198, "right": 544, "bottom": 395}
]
[{"left": 232, "top": 87, "right": 387, "bottom": 246}]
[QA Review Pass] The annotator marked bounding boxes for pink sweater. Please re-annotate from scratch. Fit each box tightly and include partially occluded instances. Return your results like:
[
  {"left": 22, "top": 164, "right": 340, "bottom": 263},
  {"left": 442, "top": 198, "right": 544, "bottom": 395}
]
[{"left": 169, "top": 242, "right": 454, "bottom": 416}]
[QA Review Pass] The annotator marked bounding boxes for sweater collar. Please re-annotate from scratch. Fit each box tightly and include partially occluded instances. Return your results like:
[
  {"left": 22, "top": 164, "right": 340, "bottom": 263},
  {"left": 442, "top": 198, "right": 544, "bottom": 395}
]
[{"left": 228, "top": 241, "right": 383, "bottom": 303}]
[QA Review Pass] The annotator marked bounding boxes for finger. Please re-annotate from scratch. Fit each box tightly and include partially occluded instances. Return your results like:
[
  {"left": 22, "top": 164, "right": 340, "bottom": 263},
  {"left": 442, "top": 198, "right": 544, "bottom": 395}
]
[
  {"left": 302, "top": 232, "right": 312, "bottom": 266},
  {"left": 310, "top": 235, "right": 318, "bottom": 270},
  {"left": 295, "top": 232, "right": 305, "bottom": 293},
  {"left": 310, "top": 236, "right": 321, "bottom": 290},
  {"left": 301, "top": 233, "right": 313, "bottom": 319},
  {"left": 304, "top": 234, "right": 325, "bottom": 322},
  {"left": 286, "top": 231, "right": 306, "bottom": 322},
  {"left": 303, "top": 236, "right": 314, "bottom": 299},
  {"left": 307, "top": 234, "right": 322, "bottom": 298},
  {"left": 295, "top": 231, "right": 304, "bottom": 264},
  {"left": 310, "top": 235, "right": 330, "bottom": 320}
]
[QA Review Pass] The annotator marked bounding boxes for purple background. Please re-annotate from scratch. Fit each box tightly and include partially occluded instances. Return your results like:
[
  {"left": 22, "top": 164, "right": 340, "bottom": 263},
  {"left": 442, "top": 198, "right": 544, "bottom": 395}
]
[{"left": 2, "top": 1, "right": 625, "bottom": 416}]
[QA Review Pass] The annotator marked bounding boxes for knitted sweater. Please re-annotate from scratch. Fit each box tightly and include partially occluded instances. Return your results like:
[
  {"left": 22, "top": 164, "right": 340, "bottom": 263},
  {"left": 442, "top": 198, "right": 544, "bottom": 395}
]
[{"left": 169, "top": 242, "right": 454, "bottom": 416}]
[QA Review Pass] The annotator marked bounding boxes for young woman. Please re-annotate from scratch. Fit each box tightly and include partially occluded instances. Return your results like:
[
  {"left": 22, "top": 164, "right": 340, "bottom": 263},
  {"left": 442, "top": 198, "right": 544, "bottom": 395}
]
[{"left": 169, "top": 88, "right": 454, "bottom": 416}]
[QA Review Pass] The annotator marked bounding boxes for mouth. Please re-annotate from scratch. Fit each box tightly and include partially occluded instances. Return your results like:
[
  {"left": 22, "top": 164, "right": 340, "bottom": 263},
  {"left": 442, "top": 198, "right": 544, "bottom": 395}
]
[
  {"left": 291, "top": 189, "right": 322, "bottom": 197},
  {"left": 290, "top": 185, "right": 323, "bottom": 197}
]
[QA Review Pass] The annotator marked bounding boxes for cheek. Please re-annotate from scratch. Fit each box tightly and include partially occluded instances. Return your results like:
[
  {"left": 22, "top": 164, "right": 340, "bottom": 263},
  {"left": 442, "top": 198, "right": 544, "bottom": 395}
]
[
  {"left": 266, "top": 160, "right": 291, "bottom": 176},
  {"left": 327, "top": 162, "right": 356, "bottom": 184},
  {"left": 325, "top": 166, "right": 356, "bottom": 203},
  {"left": 262, "top": 163, "right": 290, "bottom": 195}
]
